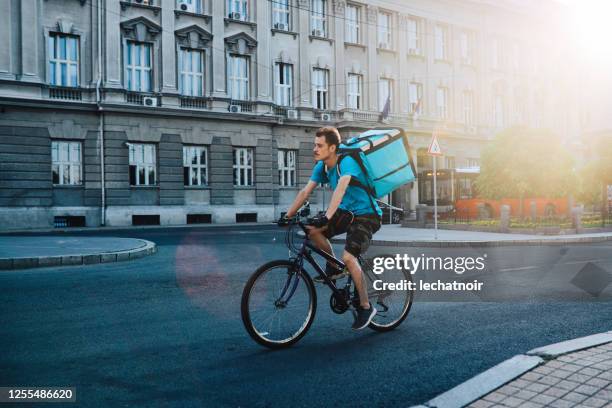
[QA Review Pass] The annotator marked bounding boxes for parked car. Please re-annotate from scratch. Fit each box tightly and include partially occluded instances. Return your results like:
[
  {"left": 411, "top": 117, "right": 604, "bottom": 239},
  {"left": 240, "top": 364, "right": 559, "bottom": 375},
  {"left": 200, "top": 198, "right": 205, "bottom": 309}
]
[{"left": 376, "top": 200, "right": 405, "bottom": 224}]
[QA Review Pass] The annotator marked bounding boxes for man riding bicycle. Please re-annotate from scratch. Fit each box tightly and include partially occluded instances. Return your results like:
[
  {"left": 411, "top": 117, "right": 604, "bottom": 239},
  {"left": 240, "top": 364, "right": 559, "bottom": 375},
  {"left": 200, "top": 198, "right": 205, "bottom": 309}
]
[{"left": 282, "top": 126, "right": 382, "bottom": 330}]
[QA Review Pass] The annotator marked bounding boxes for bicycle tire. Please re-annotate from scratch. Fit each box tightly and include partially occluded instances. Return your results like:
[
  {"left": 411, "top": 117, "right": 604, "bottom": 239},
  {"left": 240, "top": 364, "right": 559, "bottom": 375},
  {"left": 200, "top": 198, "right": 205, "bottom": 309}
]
[
  {"left": 361, "top": 254, "right": 414, "bottom": 332},
  {"left": 241, "top": 260, "right": 317, "bottom": 349}
]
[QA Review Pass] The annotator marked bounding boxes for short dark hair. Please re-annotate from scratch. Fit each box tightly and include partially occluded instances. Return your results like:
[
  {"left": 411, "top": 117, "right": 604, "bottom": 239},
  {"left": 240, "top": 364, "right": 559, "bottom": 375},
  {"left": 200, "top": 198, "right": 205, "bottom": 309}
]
[{"left": 315, "top": 127, "right": 341, "bottom": 149}]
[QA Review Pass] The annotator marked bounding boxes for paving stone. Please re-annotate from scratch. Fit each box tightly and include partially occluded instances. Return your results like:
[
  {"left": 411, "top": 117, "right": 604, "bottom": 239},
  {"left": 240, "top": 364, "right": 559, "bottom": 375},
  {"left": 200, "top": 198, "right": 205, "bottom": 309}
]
[
  {"left": 582, "top": 397, "right": 608, "bottom": 408},
  {"left": 511, "top": 378, "right": 531, "bottom": 388},
  {"left": 562, "top": 391, "right": 588, "bottom": 403},
  {"left": 556, "top": 380, "right": 581, "bottom": 391},
  {"left": 530, "top": 394, "right": 556, "bottom": 405},
  {"left": 551, "top": 369, "right": 574, "bottom": 379},
  {"left": 519, "top": 402, "right": 544, "bottom": 408},
  {"left": 500, "top": 396, "right": 524, "bottom": 407},
  {"left": 575, "top": 384, "right": 600, "bottom": 396},
  {"left": 526, "top": 383, "right": 549, "bottom": 393},
  {"left": 522, "top": 372, "right": 544, "bottom": 382},
  {"left": 542, "top": 387, "right": 569, "bottom": 398},
  {"left": 533, "top": 366, "right": 555, "bottom": 375},
  {"left": 467, "top": 400, "right": 493, "bottom": 408},
  {"left": 483, "top": 392, "right": 505, "bottom": 403},
  {"left": 597, "top": 371, "right": 612, "bottom": 381},
  {"left": 538, "top": 375, "right": 562, "bottom": 386},
  {"left": 581, "top": 367, "right": 603, "bottom": 377},
  {"left": 568, "top": 373, "right": 592, "bottom": 383},
  {"left": 549, "top": 399, "right": 574, "bottom": 408},
  {"left": 547, "top": 361, "right": 565, "bottom": 369},
  {"left": 594, "top": 388, "right": 611, "bottom": 401},
  {"left": 586, "top": 378, "right": 609, "bottom": 388},
  {"left": 514, "top": 389, "right": 537, "bottom": 400},
  {"left": 497, "top": 385, "right": 521, "bottom": 396}
]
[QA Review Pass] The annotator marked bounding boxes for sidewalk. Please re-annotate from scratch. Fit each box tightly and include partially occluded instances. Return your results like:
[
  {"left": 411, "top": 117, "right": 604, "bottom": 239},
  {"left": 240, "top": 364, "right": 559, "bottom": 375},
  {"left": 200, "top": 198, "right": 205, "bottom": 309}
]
[
  {"left": 338, "top": 225, "right": 612, "bottom": 247},
  {"left": 414, "top": 332, "right": 612, "bottom": 408},
  {"left": 0, "top": 236, "right": 156, "bottom": 270}
]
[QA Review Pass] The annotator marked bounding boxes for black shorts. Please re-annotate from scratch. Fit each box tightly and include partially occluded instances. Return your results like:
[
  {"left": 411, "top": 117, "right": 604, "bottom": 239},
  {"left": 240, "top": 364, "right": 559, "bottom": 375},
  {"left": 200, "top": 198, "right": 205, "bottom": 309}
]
[{"left": 323, "top": 209, "right": 381, "bottom": 258}]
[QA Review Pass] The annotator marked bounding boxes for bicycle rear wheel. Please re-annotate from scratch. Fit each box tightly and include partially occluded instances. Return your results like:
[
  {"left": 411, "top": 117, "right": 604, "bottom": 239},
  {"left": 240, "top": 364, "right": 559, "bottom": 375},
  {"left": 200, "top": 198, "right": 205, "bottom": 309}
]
[
  {"left": 241, "top": 260, "right": 317, "bottom": 349},
  {"left": 361, "top": 254, "right": 414, "bottom": 332}
]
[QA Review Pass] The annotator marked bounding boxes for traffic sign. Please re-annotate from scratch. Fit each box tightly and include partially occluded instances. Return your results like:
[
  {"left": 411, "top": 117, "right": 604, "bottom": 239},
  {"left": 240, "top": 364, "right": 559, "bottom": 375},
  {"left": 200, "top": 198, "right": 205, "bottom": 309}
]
[{"left": 428, "top": 134, "right": 443, "bottom": 156}]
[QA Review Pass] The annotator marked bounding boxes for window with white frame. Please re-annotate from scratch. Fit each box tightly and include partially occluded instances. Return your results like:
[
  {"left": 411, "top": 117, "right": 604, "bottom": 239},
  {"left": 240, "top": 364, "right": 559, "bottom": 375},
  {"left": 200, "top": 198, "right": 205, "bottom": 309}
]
[
  {"left": 494, "top": 94, "right": 504, "bottom": 127},
  {"left": 312, "top": 68, "right": 328, "bottom": 110},
  {"left": 275, "top": 63, "right": 293, "bottom": 106},
  {"left": 445, "top": 156, "right": 455, "bottom": 170},
  {"left": 460, "top": 31, "right": 472, "bottom": 65},
  {"left": 378, "top": 11, "right": 392, "bottom": 49},
  {"left": 125, "top": 41, "right": 152, "bottom": 92},
  {"left": 48, "top": 33, "right": 79, "bottom": 87},
  {"left": 177, "top": 0, "right": 203, "bottom": 14},
  {"left": 228, "top": 0, "right": 248, "bottom": 20},
  {"left": 408, "top": 82, "right": 422, "bottom": 114},
  {"left": 378, "top": 78, "right": 392, "bottom": 112},
  {"left": 228, "top": 55, "right": 249, "bottom": 100},
  {"left": 233, "top": 147, "right": 254, "bottom": 186},
  {"left": 272, "top": 0, "right": 290, "bottom": 30},
  {"left": 278, "top": 149, "right": 297, "bottom": 187},
  {"left": 491, "top": 38, "right": 500, "bottom": 69},
  {"left": 311, "top": 0, "right": 327, "bottom": 37},
  {"left": 434, "top": 25, "right": 447, "bottom": 60},
  {"left": 179, "top": 48, "right": 204, "bottom": 97},
  {"left": 467, "top": 158, "right": 479, "bottom": 168},
  {"left": 129, "top": 143, "right": 156, "bottom": 186},
  {"left": 436, "top": 87, "right": 448, "bottom": 119},
  {"left": 407, "top": 18, "right": 421, "bottom": 55},
  {"left": 51, "top": 141, "right": 82, "bottom": 185},
  {"left": 183, "top": 145, "right": 208, "bottom": 186},
  {"left": 345, "top": 4, "right": 360, "bottom": 44},
  {"left": 463, "top": 90, "right": 474, "bottom": 125},
  {"left": 347, "top": 73, "right": 362, "bottom": 110}
]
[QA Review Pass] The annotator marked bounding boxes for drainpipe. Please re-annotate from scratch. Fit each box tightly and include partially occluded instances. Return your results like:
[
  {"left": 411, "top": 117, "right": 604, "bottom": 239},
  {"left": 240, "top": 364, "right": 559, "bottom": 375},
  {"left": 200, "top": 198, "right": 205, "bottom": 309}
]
[{"left": 96, "top": 0, "right": 106, "bottom": 226}]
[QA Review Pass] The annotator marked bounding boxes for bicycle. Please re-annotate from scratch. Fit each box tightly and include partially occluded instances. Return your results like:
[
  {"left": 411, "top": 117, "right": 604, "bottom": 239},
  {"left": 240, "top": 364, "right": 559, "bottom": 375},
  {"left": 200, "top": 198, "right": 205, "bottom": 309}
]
[{"left": 241, "top": 203, "right": 414, "bottom": 349}]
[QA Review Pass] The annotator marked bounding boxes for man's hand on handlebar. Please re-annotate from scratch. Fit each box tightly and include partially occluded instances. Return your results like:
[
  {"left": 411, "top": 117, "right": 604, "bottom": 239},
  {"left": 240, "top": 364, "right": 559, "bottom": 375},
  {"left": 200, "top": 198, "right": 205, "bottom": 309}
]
[{"left": 307, "top": 213, "right": 329, "bottom": 228}]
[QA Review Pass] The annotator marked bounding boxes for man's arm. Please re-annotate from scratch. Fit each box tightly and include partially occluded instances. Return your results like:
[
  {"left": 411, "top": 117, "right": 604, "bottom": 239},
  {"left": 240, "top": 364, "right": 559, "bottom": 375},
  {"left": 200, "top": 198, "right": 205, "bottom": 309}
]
[
  {"left": 325, "top": 175, "right": 351, "bottom": 219},
  {"left": 285, "top": 180, "right": 318, "bottom": 218}
]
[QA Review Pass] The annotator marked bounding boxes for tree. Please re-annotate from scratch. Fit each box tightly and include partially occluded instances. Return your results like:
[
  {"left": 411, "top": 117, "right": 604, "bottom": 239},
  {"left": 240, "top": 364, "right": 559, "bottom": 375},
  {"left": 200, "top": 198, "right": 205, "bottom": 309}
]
[
  {"left": 576, "top": 134, "right": 612, "bottom": 212},
  {"left": 476, "top": 127, "right": 577, "bottom": 216}
]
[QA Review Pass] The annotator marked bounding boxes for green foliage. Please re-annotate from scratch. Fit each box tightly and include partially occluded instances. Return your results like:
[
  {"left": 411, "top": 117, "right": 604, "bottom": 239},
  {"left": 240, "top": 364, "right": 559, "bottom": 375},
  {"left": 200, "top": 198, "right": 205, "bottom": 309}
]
[
  {"left": 477, "top": 127, "right": 577, "bottom": 200},
  {"left": 575, "top": 135, "right": 612, "bottom": 206}
]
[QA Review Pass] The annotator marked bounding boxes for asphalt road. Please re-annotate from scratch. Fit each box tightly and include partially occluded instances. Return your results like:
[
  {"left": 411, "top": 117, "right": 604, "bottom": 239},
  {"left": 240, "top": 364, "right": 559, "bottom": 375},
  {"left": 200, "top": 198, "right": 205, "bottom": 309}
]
[{"left": 1, "top": 226, "right": 611, "bottom": 407}]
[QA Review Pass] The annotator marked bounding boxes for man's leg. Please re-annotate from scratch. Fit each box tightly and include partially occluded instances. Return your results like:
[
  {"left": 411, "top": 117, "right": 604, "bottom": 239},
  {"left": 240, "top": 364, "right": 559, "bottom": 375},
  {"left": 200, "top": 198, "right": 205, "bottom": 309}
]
[
  {"left": 342, "top": 251, "right": 369, "bottom": 309},
  {"left": 306, "top": 226, "right": 334, "bottom": 256}
]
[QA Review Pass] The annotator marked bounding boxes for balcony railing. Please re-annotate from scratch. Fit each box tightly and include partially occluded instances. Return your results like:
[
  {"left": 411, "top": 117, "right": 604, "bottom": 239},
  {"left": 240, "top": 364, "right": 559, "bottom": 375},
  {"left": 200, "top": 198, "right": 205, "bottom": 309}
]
[
  {"left": 180, "top": 96, "right": 211, "bottom": 109},
  {"left": 49, "top": 86, "right": 82, "bottom": 101},
  {"left": 228, "top": 100, "right": 255, "bottom": 113}
]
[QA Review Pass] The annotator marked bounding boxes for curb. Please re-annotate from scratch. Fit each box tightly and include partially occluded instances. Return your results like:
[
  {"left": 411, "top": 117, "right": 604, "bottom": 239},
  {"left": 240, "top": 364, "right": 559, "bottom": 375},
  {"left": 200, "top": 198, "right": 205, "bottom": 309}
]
[
  {"left": 413, "top": 331, "right": 612, "bottom": 408},
  {"left": 331, "top": 235, "right": 612, "bottom": 248},
  {"left": 0, "top": 239, "right": 157, "bottom": 270}
]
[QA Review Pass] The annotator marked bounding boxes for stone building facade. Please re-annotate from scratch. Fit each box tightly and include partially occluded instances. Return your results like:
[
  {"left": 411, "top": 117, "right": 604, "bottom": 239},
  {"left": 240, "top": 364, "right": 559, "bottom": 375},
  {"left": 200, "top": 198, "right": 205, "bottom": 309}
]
[{"left": 0, "top": 0, "right": 562, "bottom": 229}]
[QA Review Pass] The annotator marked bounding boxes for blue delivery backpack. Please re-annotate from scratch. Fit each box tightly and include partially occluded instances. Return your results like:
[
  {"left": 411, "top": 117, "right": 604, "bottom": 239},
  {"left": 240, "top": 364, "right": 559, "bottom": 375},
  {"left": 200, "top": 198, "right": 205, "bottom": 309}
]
[{"left": 330, "top": 128, "right": 417, "bottom": 214}]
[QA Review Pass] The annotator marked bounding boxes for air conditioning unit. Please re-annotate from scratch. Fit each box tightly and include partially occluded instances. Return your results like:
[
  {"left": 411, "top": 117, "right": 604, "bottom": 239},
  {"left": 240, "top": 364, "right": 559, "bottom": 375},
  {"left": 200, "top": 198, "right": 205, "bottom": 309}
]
[
  {"left": 229, "top": 104, "right": 242, "bottom": 113},
  {"left": 286, "top": 109, "right": 298, "bottom": 120},
  {"left": 274, "top": 22, "right": 287, "bottom": 31},
  {"left": 179, "top": 1, "right": 195, "bottom": 12},
  {"left": 143, "top": 96, "right": 158, "bottom": 107},
  {"left": 320, "top": 113, "right": 331, "bottom": 122},
  {"left": 135, "top": 0, "right": 150, "bottom": 4},
  {"left": 229, "top": 12, "right": 242, "bottom": 20},
  {"left": 311, "top": 29, "right": 322, "bottom": 37}
]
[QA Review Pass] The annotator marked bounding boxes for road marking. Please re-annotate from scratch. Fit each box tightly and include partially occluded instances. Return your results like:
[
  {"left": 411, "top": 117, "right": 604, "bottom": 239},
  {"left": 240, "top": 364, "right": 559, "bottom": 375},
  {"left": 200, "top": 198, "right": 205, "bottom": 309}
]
[
  {"left": 498, "top": 259, "right": 609, "bottom": 272},
  {"left": 499, "top": 266, "right": 539, "bottom": 272}
]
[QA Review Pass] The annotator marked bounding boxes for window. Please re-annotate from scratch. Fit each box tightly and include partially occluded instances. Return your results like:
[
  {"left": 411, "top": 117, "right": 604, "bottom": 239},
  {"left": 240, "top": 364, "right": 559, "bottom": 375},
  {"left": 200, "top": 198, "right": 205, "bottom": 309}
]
[
  {"left": 514, "top": 87, "right": 525, "bottom": 124},
  {"left": 463, "top": 90, "right": 474, "bottom": 125},
  {"left": 379, "top": 78, "right": 392, "bottom": 112},
  {"left": 233, "top": 148, "right": 253, "bottom": 186},
  {"left": 183, "top": 146, "right": 208, "bottom": 186},
  {"left": 177, "top": 0, "right": 203, "bottom": 13},
  {"left": 436, "top": 87, "right": 448, "bottom": 119},
  {"left": 408, "top": 82, "right": 422, "bottom": 114},
  {"left": 377, "top": 12, "right": 392, "bottom": 49},
  {"left": 179, "top": 48, "right": 204, "bottom": 97},
  {"left": 512, "top": 42, "right": 520, "bottom": 70},
  {"left": 272, "top": 0, "right": 290, "bottom": 30},
  {"left": 311, "top": 0, "right": 327, "bottom": 37},
  {"left": 445, "top": 156, "right": 455, "bottom": 170},
  {"left": 125, "top": 41, "right": 152, "bottom": 92},
  {"left": 434, "top": 25, "right": 447, "bottom": 60},
  {"left": 460, "top": 31, "right": 472, "bottom": 64},
  {"left": 467, "top": 158, "right": 479, "bottom": 168},
  {"left": 275, "top": 63, "right": 293, "bottom": 106},
  {"left": 407, "top": 18, "right": 421, "bottom": 55},
  {"left": 345, "top": 4, "right": 360, "bottom": 44},
  {"left": 312, "top": 68, "right": 328, "bottom": 110},
  {"left": 278, "top": 150, "right": 297, "bottom": 187},
  {"left": 228, "top": 55, "right": 249, "bottom": 100},
  {"left": 228, "top": 0, "right": 248, "bottom": 20},
  {"left": 51, "top": 141, "right": 82, "bottom": 185},
  {"left": 129, "top": 143, "right": 156, "bottom": 186},
  {"left": 494, "top": 94, "right": 504, "bottom": 127},
  {"left": 491, "top": 38, "right": 500, "bottom": 69},
  {"left": 48, "top": 33, "right": 79, "bottom": 87},
  {"left": 347, "top": 73, "right": 362, "bottom": 110}
]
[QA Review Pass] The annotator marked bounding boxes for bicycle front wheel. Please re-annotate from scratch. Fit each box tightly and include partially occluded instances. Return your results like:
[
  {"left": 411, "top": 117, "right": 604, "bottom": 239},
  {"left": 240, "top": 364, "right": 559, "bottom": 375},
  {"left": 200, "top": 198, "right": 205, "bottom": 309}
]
[
  {"left": 241, "top": 260, "right": 317, "bottom": 349},
  {"left": 362, "top": 254, "right": 414, "bottom": 332}
]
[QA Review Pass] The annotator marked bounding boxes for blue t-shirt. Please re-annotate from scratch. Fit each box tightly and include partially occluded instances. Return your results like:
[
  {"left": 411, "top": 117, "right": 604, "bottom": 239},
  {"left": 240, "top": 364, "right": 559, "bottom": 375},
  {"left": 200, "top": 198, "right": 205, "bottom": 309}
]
[{"left": 310, "top": 156, "right": 382, "bottom": 216}]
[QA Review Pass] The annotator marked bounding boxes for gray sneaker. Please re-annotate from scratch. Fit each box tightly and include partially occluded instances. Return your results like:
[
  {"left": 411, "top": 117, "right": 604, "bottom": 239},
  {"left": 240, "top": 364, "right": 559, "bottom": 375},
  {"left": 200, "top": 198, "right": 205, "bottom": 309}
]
[{"left": 352, "top": 304, "right": 377, "bottom": 330}]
